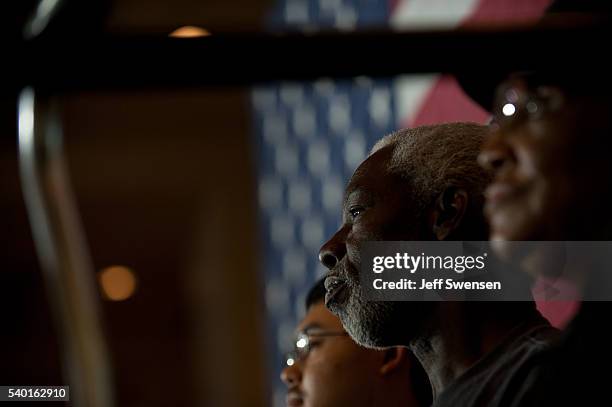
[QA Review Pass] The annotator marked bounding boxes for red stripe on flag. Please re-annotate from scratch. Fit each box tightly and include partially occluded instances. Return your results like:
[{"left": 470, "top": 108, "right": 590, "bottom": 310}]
[
  {"left": 406, "top": 75, "right": 489, "bottom": 127},
  {"left": 464, "top": 0, "right": 552, "bottom": 24}
]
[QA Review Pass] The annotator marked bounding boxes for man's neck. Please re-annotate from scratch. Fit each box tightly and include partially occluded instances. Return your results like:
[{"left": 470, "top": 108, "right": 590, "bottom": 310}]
[{"left": 408, "top": 303, "right": 525, "bottom": 399}]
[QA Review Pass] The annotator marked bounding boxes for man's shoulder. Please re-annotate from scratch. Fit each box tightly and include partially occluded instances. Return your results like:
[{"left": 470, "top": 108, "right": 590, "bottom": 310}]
[{"left": 477, "top": 315, "right": 560, "bottom": 379}]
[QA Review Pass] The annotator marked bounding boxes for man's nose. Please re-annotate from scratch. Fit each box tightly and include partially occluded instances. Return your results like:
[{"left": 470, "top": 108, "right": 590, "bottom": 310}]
[
  {"left": 318, "top": 228, "right": 347, "bottom": 270},
  {"left": 280, "top": 363, "right": 302, "bottom": 387},
  {"left": 478, "top": 129, "right": 515, "bottom": 172}
]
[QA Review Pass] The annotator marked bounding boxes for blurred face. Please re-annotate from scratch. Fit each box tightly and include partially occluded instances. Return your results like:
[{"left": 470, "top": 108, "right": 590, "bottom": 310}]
[
  {"left": 318, "top": 147, "right": 435, "bottom": 348},
  {"left": 280, "top": 302, "right": 383, "bottom": 407},
  {"left": 479, "top": 76, "right": 594, "bottom": 243}
]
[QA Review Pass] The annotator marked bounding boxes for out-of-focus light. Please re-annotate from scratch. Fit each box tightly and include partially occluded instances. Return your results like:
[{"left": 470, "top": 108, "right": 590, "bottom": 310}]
[
  {"left": 99, "top": 266, "right": 137, "bottom": 301},
  {"left": 526, "top": 101, "right": 538, "bottom": 114},
  {"left": 169, "top": 26, "right": 211, "bottom": 38},
  {"left": 296, "top": 338, "right": 308, "bottom": 349},
  {"left": 505, "top": 88, "right": 519, "bottom": 103},
  {"left": 286, "top": 358, "right": 295, "bottom": 366},
  {"left": 18, "top": 89, "right": 35, "bottom": 149},
  {"left": 502, "top": 103, "right": 516, "bottom": 117},
  {"left": 24, "top": 0, "right": 62, "bottom": 39}
]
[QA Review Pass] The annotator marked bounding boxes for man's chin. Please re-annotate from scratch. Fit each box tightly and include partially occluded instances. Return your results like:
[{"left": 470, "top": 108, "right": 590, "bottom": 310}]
[
  {"left": 490, "top": 236, "right": 515, "bottom": 260},
  {"left": 337, "top": 297, "right": 403, "bottom": 349},
  {"left": 489, "top": 216, "right": 520, "bottom": 240},
  {"left": 490, "top": 233, "right": 567, "bottom": 281},
  {"left": 344, "top": 323, "right": 389, "bottom": 350},
  {"left": 327, "top": 279, "right": 417, "bottom": 348}
]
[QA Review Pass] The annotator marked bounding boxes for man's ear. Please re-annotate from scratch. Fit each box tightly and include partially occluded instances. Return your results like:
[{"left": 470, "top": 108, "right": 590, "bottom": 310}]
[
  {"left": 380, "top": 347, "right": 408, "bottom": 376},
  {"left": 431, "top": 187, "right": 468, "bottom": 241}
]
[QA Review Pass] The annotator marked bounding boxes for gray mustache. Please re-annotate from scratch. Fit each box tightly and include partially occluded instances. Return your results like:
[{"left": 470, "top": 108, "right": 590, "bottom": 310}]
[{"left": 329, "top": 259, "right": 359, "bottom": 286}]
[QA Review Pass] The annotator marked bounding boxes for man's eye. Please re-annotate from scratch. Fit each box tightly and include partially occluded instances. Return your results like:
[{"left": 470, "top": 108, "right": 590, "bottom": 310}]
[{"left": 349, "top": 207, "right": 363, "bottom": 219}]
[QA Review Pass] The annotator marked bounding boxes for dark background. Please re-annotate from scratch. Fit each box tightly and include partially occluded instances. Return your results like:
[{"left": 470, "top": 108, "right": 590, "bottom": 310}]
[{"left": 1, "top": 1, "right": 271, "bottom": 406}]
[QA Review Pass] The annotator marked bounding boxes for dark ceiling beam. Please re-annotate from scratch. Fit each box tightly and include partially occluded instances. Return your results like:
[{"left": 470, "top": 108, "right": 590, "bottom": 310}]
[{"left": 7, "top": 17, "right": 611, "bottom": 92}]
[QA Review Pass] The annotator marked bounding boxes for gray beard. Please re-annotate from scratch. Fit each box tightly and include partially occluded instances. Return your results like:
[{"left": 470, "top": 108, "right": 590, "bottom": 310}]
[
  {"left": 341, "top": 292, "right": 397, "bottom": 349},
  {"left": 329, "top": 259, "right": 438, "bottom": 349},
  {"left": 327, "top": 248, "right": 436, "bottom": 348},
  {"left": 333, "top": 271, "right": 410, "bottom": 349}
]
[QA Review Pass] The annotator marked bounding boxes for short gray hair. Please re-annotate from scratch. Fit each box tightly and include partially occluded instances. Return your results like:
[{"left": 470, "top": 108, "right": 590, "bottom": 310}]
[{"left": 371, "top": 122, "right": 490, "bottom": 211}]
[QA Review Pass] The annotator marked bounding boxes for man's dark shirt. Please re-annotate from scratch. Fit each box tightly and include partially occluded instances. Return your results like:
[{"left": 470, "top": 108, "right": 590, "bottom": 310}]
[
  {"left": 510, "top": 301, "right": 612, "bottom": 406},
  {"left": 433, "top": 313, "right": 559, "bottom": 407}
]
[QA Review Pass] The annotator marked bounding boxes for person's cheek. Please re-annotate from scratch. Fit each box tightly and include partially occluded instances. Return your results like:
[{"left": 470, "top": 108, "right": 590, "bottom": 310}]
[
  {"left": 351, "top": 212, "right": 387, "bottom": 242},
  {"left": 344, "top": 229, "right": 365, "bottom": 270},
  {"left": 302, "top": 356, "right": 334, "bottom": 407}
]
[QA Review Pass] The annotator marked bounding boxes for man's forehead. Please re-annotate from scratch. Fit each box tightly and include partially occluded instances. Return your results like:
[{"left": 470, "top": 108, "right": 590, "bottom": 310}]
[{"left": 345, "top": 147, "right": 393, "bottom": 197}]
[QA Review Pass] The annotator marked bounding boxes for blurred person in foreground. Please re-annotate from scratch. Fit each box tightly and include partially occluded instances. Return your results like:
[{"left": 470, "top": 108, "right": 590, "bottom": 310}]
[
  {"left": 478, "top": 68, "right": 612, "bottom": 405},
  {"left": 280, "top": 278, "right": 431, "bottom": 407},
  {"left": 463, "top": 1, "right": 612, "bottom": 404},
  {"left": 319, "top": 123, "right": 558, "bottom": 406}
]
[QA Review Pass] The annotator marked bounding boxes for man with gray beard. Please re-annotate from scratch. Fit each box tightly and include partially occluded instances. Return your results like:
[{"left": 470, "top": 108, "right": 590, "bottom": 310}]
[{"left": 319, "top": 123, "right": 558, "bottom": 406}]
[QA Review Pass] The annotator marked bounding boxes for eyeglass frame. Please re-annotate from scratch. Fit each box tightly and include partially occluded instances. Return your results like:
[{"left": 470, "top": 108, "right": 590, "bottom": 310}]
[
  {"left": 284, "top": 330, "right": 349, "bottom": 367},
  {"left": 490, "top": 74, "right": 566, "bottom": 130}
]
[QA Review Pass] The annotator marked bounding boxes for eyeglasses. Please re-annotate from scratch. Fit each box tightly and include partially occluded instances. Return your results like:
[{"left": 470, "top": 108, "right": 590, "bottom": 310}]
[
  {"left": 491, "top": 78, "right": 565, "bottom": 129},
  {"left": 284, "top": 330, "right": 349, "bottom": 367}
]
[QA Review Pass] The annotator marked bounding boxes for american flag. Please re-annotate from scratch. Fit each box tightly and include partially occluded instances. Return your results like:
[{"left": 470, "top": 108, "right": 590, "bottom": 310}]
[{"left": 251, "top": 1, "right": 550, "bottom": 405}]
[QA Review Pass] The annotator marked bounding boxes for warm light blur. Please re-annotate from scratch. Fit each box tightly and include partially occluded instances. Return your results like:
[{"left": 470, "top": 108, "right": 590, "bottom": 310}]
[
  {"left": 99, "top": 266, "right": 137, "bottom": 301},
  {"left": 502, "top": 103, "right": 516, "bottom": 117},
  {"left": 169, "top": 26, "right": 211, "bottom": 38}
]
